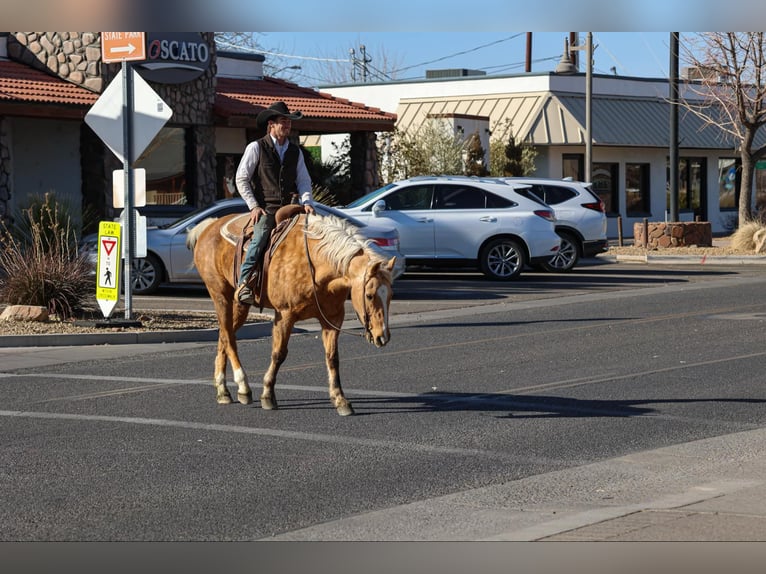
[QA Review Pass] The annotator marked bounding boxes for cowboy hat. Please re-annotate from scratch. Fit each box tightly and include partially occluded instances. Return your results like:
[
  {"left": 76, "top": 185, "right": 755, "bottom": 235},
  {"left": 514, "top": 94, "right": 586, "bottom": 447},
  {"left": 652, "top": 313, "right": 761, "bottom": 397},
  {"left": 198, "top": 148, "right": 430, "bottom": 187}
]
[{"left": 256, "top": 101, "right": 303, "bottom": 129}]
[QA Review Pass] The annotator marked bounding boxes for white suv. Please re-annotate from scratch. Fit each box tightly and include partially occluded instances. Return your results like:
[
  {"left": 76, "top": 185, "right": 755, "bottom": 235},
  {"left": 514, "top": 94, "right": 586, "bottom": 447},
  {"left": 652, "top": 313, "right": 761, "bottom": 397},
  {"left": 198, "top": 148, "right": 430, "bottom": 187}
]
[
  {"left": 341, "top": 176, "right": 561, "bottom": 280},
  {"left": 503, "top": 177, "right": 608, "bottom": 271}
]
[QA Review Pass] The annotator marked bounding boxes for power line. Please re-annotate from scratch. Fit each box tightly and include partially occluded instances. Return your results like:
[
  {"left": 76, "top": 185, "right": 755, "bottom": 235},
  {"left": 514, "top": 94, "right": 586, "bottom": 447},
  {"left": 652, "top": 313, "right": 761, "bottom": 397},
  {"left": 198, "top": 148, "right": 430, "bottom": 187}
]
[{"left": 390, "top": 33, "right": 525, "bottom": 75}]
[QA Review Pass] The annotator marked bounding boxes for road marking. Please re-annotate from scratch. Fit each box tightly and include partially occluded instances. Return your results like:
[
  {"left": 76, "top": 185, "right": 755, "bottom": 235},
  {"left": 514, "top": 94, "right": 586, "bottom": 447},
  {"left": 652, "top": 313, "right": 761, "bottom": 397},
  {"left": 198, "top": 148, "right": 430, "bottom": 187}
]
[{"left": 0, "top": 409, "right": 559, "bottom": 464}]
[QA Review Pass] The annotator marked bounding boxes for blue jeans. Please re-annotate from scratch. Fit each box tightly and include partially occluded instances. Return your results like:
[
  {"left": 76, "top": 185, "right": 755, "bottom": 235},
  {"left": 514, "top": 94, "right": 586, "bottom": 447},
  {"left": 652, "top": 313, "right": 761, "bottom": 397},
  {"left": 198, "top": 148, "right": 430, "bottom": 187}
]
[{"left": 239, "top": 212, "right": 276, "bottom": 286}]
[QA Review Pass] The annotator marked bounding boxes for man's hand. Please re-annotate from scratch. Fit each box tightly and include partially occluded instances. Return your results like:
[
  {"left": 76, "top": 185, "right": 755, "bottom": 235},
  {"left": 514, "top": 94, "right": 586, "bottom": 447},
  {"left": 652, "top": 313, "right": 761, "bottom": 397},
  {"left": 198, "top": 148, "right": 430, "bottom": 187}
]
[
  {"left": 303, "top": 203, "right": 315, "bottom": 216},
  {"left": 249, "top": 206, "right": 265, "bottom": 224}
]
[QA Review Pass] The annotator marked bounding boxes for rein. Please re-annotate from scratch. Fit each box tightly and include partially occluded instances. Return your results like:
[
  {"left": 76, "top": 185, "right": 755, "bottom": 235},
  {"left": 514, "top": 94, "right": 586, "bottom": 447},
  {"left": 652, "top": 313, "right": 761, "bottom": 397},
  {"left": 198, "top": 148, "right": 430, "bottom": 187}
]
[{"left": 303, "top": 214, "right": 369, "bottom": 339}]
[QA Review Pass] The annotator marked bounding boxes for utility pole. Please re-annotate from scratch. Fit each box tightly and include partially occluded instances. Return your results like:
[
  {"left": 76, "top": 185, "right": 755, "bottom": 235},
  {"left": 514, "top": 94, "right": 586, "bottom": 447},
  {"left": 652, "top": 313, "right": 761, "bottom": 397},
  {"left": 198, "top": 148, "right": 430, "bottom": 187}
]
[
  {"left": 525, "top": 33, "right": 532, "bottom": 73},
  {"left": 350, "top": 45, "right": 372, "bottom": 83},
  {"left": 669, "top": 32, "right": 680, "bottom": 222}
]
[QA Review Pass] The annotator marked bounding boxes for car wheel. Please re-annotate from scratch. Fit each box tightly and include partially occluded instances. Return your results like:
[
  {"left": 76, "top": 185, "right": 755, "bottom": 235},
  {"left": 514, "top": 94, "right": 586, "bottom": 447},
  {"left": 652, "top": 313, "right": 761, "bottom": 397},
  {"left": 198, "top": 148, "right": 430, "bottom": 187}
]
[
  {"left": 541, "top": 231, "right": 580, "bottom": 273},
  {"left": 479, "top": 237, "right": 526, "bottom": 280},
  {"left": 130, "top": 253, "right": 164, "bottom": 295}
]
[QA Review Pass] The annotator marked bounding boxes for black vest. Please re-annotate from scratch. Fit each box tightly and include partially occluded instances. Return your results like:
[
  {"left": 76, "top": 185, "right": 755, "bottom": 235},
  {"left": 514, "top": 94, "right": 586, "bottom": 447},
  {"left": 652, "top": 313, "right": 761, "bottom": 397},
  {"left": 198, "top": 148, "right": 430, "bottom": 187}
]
[{"left": 251, "top": 135, "right": 300, "bottom": 213}]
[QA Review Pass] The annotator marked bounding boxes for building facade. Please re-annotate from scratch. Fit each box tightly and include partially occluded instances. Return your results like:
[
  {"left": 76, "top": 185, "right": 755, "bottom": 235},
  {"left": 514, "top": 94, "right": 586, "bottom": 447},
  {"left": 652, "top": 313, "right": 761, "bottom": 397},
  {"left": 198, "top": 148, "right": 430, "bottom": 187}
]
[
  {"left": 319, "top": 71, "right": 766, "bottom": 238},
  {"left": 0, "top": 32, "right": 396, "bottom": 232}
]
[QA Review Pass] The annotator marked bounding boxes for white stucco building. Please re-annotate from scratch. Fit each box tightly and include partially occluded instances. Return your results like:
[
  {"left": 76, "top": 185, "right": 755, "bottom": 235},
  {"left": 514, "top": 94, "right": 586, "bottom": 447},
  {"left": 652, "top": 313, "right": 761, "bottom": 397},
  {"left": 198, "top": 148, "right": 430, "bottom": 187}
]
[{"left": 318, "top": 70, "right": 766, "bottom": 238}]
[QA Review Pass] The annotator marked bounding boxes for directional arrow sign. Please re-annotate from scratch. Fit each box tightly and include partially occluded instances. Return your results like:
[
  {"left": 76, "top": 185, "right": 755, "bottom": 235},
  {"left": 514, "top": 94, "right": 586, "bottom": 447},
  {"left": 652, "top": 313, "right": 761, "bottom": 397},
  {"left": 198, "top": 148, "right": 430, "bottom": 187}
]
[
  {"left": 101, "top": 32, "right": 146, "bottom": 63},
  {"left": 96, "top": 221, "right": 122, "bottom": 318}
]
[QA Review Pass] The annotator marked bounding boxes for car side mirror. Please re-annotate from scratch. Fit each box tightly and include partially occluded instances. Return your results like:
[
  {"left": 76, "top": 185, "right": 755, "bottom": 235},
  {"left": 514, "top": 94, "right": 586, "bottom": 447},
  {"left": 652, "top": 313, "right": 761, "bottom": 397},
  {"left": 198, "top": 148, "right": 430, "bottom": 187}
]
[{"left": 372, "top": 199, "right": 386, "bottom": 217}]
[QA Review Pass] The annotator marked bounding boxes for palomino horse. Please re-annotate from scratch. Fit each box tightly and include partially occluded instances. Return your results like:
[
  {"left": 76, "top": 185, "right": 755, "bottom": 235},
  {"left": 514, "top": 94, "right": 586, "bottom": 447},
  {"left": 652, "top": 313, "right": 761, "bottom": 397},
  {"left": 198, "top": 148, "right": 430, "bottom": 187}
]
[{"left": 187, "top": 205, "right": 398, "bottom": 416}]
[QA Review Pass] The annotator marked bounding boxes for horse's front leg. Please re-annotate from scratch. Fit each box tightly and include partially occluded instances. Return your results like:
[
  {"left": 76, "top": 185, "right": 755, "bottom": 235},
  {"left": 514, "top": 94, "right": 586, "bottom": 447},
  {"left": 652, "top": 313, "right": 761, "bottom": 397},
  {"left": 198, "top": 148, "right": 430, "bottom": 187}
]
[
  {"left": 260, "top": 311, "right": 293, "bottom": 411},
  {"left": 322, "top": 326, "right": 353, "bottom": 416},
  {"left": 211, "top": 291, "right": 253, "bottom": 405}
]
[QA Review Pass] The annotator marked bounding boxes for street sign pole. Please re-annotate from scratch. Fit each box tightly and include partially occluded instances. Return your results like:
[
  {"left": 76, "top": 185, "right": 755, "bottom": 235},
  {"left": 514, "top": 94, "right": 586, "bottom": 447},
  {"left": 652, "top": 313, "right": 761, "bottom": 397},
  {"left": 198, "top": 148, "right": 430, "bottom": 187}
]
[{"left": 122, "top": 60, "right": 135, "bottom": 321}]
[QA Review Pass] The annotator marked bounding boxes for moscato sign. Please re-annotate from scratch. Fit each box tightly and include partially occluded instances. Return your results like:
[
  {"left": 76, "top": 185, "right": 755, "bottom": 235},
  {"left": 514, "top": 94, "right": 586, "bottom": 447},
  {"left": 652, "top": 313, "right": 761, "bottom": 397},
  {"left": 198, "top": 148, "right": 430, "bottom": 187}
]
[{"left": 137, "top": 32, "right": 211, "bottom": 84}]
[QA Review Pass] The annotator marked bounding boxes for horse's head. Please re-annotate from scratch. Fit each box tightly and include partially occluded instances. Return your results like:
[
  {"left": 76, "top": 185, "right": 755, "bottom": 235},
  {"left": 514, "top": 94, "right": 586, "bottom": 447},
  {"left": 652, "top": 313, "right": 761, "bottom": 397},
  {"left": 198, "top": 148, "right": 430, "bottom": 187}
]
[{"left": 351, "top": 256, "right": 397, "bottom": 347}]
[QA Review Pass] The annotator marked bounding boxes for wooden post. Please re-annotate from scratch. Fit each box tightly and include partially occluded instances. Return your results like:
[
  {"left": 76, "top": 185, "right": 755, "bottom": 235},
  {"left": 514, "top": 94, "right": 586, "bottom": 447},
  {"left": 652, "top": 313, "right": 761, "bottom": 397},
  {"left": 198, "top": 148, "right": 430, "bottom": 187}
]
[{"left": 617, "top": 215, "right": 623, "bottom": 246}]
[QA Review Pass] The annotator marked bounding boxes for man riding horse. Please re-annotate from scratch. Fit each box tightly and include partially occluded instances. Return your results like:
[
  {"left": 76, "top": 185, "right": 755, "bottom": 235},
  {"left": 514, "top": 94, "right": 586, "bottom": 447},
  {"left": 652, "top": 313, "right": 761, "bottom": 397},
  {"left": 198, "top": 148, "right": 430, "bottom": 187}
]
[{"left": 234, "top": 101, "right": 315, "bottom": 305}]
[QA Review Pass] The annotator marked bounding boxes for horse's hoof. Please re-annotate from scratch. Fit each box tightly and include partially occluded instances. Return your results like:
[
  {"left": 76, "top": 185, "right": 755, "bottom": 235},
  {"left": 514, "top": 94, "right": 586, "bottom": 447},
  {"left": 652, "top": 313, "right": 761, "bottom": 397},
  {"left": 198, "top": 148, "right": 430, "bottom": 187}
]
[
  {"left": 217, "top": 395, "right": 233, "bottom": 405},
  {"left": 260, "top": 397, "right": 278, "bottom": 410},
  {"left": 238, "top": 391, "right": 253, "bottom": 405},
  {"left": 336, "top": 403, "right": 354, "bottom": 416}
]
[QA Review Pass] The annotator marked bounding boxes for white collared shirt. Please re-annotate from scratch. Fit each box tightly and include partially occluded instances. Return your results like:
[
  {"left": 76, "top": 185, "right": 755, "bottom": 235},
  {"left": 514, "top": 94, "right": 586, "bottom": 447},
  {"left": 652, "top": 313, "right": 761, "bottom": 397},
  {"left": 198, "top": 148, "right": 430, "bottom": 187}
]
[{"left": 235, "top": 135, "right": 313, "bottom": 210}]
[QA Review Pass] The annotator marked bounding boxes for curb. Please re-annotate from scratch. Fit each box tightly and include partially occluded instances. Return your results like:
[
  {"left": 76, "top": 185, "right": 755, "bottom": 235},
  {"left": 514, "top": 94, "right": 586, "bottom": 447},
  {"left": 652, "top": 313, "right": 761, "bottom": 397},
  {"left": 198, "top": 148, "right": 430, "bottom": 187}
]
[
  {"left": 602, "top": 254, "right": 766, "bottom": 265},
  {"left": 0, "top": 321, "right": 275, "bottom": 348}
]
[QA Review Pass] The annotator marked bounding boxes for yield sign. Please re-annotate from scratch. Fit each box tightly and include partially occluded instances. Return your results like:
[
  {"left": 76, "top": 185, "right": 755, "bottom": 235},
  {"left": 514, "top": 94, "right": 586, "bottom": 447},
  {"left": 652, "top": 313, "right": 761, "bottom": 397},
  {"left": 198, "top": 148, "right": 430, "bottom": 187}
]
[
  {"left": 101, "top": 32, "right": 146, "bottom": 63},
  {"left": 84, "top": 68, "right": 173, "bottom": 165},
  {"left": 96, "top": 221, "right": 122, "bottom": 318},
  {"left": 102, "top": 238, "right": 117, "bottom": 257}
]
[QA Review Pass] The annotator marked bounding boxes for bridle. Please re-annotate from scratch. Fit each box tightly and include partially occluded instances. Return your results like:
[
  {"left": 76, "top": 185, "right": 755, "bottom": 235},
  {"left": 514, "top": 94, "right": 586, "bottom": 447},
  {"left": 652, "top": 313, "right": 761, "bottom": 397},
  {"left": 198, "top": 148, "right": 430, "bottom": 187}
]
[{"left": 303, "top": 215, "right": 374, "bottom": 340}]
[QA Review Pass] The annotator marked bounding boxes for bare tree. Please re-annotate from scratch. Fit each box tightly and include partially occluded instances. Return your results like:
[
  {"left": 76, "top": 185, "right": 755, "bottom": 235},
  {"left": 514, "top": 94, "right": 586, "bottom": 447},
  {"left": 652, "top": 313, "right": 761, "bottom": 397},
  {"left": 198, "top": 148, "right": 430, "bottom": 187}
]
[
  {"left": 214, "top": 33, "right": 299, "bottom": 80},
  {"left": 682, "top": 32, "right": 766, "bottom": 224}
]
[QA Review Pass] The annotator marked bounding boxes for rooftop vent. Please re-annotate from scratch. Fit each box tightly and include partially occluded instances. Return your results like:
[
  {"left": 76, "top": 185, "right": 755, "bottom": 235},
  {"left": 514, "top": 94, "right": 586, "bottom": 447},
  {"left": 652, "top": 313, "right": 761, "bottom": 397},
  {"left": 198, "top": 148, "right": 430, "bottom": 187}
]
[{"left": 425, "top": 68, "right": 487, "bottom": 79}]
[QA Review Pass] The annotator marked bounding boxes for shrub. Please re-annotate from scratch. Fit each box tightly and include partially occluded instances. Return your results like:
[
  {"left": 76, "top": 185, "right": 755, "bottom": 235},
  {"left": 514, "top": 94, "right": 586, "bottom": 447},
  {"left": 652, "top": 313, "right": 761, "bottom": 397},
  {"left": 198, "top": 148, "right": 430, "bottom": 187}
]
[{"left": 0, "top": 193, "right": 93, "bottom": 319}]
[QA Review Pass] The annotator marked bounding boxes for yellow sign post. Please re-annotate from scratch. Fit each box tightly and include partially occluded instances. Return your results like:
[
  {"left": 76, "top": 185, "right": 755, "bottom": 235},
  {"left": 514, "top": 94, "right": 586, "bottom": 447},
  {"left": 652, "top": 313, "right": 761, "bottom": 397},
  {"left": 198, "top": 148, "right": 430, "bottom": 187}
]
[{"left": 96, "top": 221, "right": 121, "bottom": 318}]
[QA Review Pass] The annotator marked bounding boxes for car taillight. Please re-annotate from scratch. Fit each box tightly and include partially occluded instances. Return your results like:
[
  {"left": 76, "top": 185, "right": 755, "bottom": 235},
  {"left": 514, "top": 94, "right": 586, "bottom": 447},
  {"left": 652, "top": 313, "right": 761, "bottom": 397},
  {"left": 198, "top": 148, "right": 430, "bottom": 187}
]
[
  {"left": 372, "top": 237, "right": 399, "bottom": 248},
  {"left": 582, "top": 201, "right": 605, "bottom": 213},
  {"left": 533, "top": 209, "right": 556, "bottom": 222}
]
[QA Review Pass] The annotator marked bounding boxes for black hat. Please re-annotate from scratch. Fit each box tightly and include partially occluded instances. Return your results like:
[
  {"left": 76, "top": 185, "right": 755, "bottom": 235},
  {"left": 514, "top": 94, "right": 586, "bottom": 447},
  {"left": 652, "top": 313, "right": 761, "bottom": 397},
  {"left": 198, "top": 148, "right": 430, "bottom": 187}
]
[{"left": 256, "top": 101, "right": 303, "bottom": 129}]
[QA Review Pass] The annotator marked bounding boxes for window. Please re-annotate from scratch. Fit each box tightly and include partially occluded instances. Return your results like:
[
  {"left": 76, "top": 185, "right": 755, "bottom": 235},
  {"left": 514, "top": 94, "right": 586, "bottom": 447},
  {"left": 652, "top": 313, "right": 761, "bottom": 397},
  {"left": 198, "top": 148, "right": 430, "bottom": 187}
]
[
  {"left": 387, "top": 184, "right": 434, "bottom": 210},
  {"left": 667, "top": 157, "right": 706, "bottom": 217},
  {"left": 134, "top": 127, "right": 190, "bottom": 207},
  {"left": 434, "top": 185, "right": 514, "bottom": 210},
  {"left": 524, "top": 184, "right": 576, "bottom": 206},
  {"left": 591, "top": 162, "right": 619, "bottom": 215},
  {"left": 756, "top": 161, "right": 766, "bottom": 213},
  {"left": 625, "top": 163, "right": 650, "bottom": 215},
  {"left": 718, "top": 158, "right": 738, "bottom": 210},
  {"left": 562, "top": 154, "right": 583, "bottom": 181}
]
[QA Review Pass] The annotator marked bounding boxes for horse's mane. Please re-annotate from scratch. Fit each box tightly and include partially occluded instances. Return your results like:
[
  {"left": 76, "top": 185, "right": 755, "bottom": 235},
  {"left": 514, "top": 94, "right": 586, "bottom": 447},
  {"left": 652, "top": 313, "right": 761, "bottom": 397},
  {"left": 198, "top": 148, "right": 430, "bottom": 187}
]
[{"left": 305, "top": 213, "right": 391, "bottom": 275}]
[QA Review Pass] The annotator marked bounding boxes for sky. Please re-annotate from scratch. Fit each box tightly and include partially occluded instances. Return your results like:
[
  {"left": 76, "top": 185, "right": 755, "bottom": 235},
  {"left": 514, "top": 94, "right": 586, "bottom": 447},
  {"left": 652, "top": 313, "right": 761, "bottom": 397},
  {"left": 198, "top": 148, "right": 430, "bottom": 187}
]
[{"left": 246, "top": 32, "right": 677, "bottom": 87}]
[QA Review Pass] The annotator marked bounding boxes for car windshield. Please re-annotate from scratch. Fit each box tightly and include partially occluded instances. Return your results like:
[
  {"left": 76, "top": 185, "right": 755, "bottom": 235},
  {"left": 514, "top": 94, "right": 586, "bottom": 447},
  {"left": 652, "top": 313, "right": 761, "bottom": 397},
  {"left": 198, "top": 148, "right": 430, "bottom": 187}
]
[{"left": 344, "top": 183, "right": 398, "bottom": 209}]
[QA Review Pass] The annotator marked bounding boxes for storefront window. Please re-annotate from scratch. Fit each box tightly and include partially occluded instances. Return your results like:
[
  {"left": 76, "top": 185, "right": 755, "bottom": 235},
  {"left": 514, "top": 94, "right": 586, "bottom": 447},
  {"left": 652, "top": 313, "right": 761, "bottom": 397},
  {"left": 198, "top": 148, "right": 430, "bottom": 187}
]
[
  {"left": 562, "top": 154, "right": 583, "bottom": 181},
  {"left": 718, "top": 158, "right": 738, "bottom": 210},
  {"left": 592, "top": 162, "right": 619, "bottom": 215},
  {"left": 134, "top": 127, "right": 189, "bottom": 206},
  {"left": 626, "top": 163, "right": 650, "bottom": 215},
  {"left": 666, "top": 157, "right": 706, "bottom": 218}
]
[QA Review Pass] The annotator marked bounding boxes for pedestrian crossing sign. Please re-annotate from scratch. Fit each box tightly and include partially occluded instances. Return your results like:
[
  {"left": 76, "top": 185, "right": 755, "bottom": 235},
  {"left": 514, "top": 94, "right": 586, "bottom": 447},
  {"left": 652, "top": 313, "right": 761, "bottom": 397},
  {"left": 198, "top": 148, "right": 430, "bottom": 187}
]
[{"left": 96, "top": 220, "right": 122, "bottom": 318}]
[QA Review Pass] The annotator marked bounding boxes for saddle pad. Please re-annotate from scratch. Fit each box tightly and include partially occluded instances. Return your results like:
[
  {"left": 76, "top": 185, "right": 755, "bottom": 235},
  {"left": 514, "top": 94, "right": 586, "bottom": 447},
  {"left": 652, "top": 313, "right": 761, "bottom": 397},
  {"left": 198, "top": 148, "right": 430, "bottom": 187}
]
[{"left": 220, "top": 213, "right": 251, "bottom": 245}]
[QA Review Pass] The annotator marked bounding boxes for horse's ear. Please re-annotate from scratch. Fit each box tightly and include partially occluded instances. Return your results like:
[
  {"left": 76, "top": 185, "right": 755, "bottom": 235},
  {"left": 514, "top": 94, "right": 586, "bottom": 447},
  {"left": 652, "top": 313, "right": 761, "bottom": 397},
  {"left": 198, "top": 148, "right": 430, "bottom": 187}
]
[
  {"left": 385, "top": 257, "right": 397, "bottom": 273},
  {"left": 368, "top": 260, "right": 382, "bottom": 276}
]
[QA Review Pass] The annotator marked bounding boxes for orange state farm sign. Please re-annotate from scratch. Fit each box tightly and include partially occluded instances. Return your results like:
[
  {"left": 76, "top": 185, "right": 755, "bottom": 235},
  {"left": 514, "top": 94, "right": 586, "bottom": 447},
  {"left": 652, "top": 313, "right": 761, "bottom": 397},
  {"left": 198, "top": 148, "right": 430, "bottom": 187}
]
[{"left": 101, "top": 32, "right": 146, "bottom": 63}]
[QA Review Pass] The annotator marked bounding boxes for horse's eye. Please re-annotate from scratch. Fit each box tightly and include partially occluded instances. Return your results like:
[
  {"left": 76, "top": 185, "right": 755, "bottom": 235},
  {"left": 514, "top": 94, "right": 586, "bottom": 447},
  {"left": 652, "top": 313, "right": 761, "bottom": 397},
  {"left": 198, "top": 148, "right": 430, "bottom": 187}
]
[{"left": 366, "top": 293, "right": 374, "bottom": 301}]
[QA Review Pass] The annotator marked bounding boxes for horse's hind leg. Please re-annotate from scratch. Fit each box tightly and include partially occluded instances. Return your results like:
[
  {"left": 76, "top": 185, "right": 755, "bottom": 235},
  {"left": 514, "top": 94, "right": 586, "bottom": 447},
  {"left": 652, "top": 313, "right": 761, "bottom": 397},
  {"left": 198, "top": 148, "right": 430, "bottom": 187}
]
[
  {"left": 322, "top": 325, "right": 353, "bottom": 416},
  {"left": 260, "top": 310, "right": 293, "bottom": 410}
]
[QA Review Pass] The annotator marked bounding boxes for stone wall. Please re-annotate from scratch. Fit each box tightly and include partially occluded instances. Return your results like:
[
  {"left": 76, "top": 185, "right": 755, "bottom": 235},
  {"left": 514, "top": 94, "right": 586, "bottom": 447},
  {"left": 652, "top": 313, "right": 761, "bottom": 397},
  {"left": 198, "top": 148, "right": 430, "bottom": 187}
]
[
  {"left": 4, "top": 32, "right": 218, "bottom": 224},
  {"left": 633, "top": 221, "right": 713, "bottom": 249},
  {"left": 7, "top": 32, "right": 103, "bottom": 92}
]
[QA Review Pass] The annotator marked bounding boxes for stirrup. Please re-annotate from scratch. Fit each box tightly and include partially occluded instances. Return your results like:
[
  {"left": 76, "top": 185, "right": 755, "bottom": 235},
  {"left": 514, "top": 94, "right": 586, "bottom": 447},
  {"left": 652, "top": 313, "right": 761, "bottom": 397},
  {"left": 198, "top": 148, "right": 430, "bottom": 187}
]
[{"left": 235, "top": 283, "right": 254, "bottom": 305}]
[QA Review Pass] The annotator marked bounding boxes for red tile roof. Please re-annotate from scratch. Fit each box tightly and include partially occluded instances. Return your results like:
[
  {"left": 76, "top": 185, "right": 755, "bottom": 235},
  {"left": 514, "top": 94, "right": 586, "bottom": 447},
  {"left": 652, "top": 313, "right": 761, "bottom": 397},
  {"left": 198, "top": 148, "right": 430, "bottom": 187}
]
[
  {"left": 215, "top": 76, "right": 396, "bottom": 132},
  {"left": 0, "top": 59, "right": 396, "bottom": 133},
  {"left": 0, "top": 60, "right": 98, "bottom": 107}
]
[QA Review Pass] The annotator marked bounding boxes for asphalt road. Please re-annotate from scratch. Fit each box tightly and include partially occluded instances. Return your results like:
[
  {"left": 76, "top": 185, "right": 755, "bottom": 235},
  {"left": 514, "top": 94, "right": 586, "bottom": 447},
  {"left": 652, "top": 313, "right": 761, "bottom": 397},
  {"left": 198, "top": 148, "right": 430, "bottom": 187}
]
[{"left": 3, "top": 260, "right": 766, "bottom": 541}]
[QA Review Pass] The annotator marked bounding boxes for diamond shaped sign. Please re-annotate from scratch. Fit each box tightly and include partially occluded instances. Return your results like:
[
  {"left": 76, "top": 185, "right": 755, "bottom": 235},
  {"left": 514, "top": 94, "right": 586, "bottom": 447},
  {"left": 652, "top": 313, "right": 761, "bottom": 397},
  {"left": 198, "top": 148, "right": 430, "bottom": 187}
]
[{"left": 85, "top": 67, "right": 173, "bottom": 164}]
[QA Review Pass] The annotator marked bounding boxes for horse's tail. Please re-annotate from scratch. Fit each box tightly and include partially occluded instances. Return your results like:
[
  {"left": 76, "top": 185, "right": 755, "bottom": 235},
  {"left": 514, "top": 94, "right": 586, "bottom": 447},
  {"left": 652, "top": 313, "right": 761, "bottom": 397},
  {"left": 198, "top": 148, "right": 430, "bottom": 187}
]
[{"left": 186, "top": 217, "right": 218, "bottom": 251}]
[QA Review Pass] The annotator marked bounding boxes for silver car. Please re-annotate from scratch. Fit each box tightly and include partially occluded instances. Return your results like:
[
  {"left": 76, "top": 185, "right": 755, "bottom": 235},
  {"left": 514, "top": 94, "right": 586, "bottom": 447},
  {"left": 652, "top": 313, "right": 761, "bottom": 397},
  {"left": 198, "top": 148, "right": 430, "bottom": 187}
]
[
  {"left": 341, "top": 175, "right": 561, "bottom": 280},
  {"left": 80, "top": 199, "right": 404, "bottom": 294}
]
